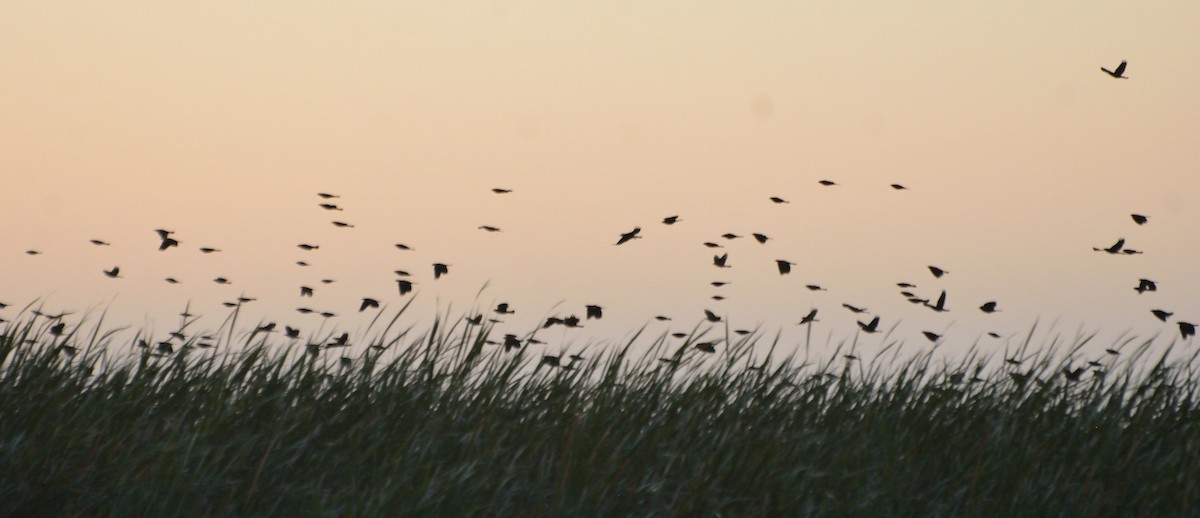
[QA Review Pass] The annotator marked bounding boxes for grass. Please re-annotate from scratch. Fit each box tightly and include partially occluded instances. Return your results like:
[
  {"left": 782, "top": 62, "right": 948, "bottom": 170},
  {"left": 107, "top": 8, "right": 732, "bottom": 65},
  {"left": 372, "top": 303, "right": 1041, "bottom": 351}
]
[{"left": 2, "top": 305, "right": 1199, "bottom": 516}]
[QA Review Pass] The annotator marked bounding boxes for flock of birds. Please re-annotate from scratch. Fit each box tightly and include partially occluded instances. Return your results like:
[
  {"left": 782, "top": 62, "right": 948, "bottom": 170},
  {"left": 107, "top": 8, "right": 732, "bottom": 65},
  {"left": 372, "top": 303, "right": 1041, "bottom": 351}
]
[{"left": 3, "top": 59, "right": 1191, "bottom": 373}]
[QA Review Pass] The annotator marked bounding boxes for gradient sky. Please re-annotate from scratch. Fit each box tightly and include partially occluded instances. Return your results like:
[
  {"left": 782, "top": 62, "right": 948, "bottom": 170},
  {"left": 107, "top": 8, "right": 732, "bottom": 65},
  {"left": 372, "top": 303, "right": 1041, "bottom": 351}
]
[{"left": 3, "top": 2, "right": 1199, "bottom": 358}]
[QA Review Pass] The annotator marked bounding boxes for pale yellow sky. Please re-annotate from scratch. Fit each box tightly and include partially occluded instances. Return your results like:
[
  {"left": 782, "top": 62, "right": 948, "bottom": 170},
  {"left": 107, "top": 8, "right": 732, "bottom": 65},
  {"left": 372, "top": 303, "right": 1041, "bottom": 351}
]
[{"left": 3, "top": 2, "right": 1199, "bottom": 356}]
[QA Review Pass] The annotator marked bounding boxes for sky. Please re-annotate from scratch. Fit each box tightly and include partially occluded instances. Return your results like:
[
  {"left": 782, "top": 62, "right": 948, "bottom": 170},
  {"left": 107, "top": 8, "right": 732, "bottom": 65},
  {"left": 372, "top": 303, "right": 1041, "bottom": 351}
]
[{"left": 2, "top": 1, "right": 1199, "bottom": 360}]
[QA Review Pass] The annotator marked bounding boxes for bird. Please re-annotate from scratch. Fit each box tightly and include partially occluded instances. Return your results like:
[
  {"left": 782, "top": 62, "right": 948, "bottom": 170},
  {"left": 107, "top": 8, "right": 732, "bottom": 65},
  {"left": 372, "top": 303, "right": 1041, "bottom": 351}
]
[
  {"left": 1152, "top": 309, "right": 1173, "bottom": 322},
  {"left": 256, "top": 323, "right": 276, "bottom": 333},
  {"left": 328, "top": 333, "right": 350, "bottom": 348},
  {"left": 890, "top": 184, "right": 907, "bottom": 190},
  {"left": 711, "top": 295, "right": 725, "bottom": 301},
  {"left": 842, "top": 303, "right": 868, "bottom": 314},
  {"left": 103, "top": 267, "right": 121, "bottom": 278},
  {"left": 818, "top": 180, "right": 837, "bottom": 186},
  {"left": 616, "top": 227, "right": 642, "bottom": 245},
  {"left": 321, "top": 279, "right": 335, "bottom": 284},
  {"left": 714, "top": 254, "right": 730, "bottom": 268},
  {"left": 90, "top": 239, "right": 110, "bottom": 246},
  {"left": 1094, "top": 238, "right": 1125, "bottom": 254},
  {"left": 1101, "top": 60, "right": 1128, "bottom": 79},
  {"left": 775, "top": 260, "right": 795, "bottom": 275},
  {"left": 317, "top": 192, "right": 340, "bottom": 199},
  {"left": 1135, "top": 279, "right": 1157, "bottom": 294},
  {"left": 670, "top": 333, "right": 687, "bottom": 339},
  {"left": 492, "top": 188, "right": 512, "bottom": 194},
  {"left": 663, "top": 216, "right": 681, "bottom": 225},
  {"left": 703, "top": 242, "right": 723, "bottom": 248},
  {"left": 332, "top": 221, "right": 354, "bottom": 228},
  {"left": 927, "top": 290, "right": 948, "bottom": 312},
  {"left": 285, "top": 327, "right": 300, "bottom": 338},
  {"left": 858, "top": 316, "right": 880, "bottom": 333},
  {"left": 1062, "top": 367, "right": 1087, "bottom": 382},
  {"left": 897, "top": 282, "right": 916, "bottom": 288},
  {"left": 360, "top": 298, "right": 380, "bottom": 312},
  {"left": 1180, "top": 322, "right": 1196, "bottom": 339},
  {"left": 753, "top": 233, "right": 770, "bottom": 244},
  {"left": 157, "top": 342, "right": 174, "bottom": 354},
  {"left": 466, "top": 315, "right": 483, "bottom": 325},
  {"left": 495, "top": 303, "right": 515, "bottom": 314},
  {"left": 586, "top": 305, "right": 603, "bottom": 319},
  {"left": 319, "top": 203, "right": 342, "bottom": 211},
  {"left": 297, "top": 308, "right": 314, "bottom": 314},
  {"left": 540, "top": 355, "right": 560, "bottom": 367},
  {"left": 301, "top": 286, "right": 314, "bottom": 297},
  {"left": 979, "top": 301, "right": 999, "bottom": 313},
  {"left": 214, "top": 277, "right": 230, "bottom": 284},
  {"left": 770, "top": 197, "right": 789, "bottom": 204},
  {"left": 49, "top": 322, "right": 66, "bottom": 336},
  {"left": 394, "top": 243, "right": 413, "bottom": 251},
  {"left": 805, "top": 285, "right": 827, "bottom": 291},
  {"left": 655, "top": 315, "right": 672, "bottom": 321},
  {"left": 502, "top": 334, "right": 522, "bottom": 352},
  {"left": 798, "top": 309, "right": 818, "bottom": 325},
  {"left": 563, "top": 315, "right": 582, "bottom": 328},
  {"left": 433, "top": 263, "right": 449, "bottom": 279},
  {"left": 922, "top": 331, "right": 941, "bottom": 342},
  {"left": 25, "top": 250, "right": 41, "bottom": 255},
  {"left": 297, "top": 261, "right": 309, "bottom": 267},
  {"left": 721, "top": 233, "right": 741, "bottom": 240},
  {"left": 396, "top": 280, "right": 414, "bottom": 296},
  {"left": 394, "top": 270, "right": 411, "bottom": 277},
  {"left": 157, "top": 229, "right": 179, "bottom": 251},
  {"left": 1122, "top": 249, "right": 1143, "bottom": 255},
  {"left": 199, "top": 247, "right": 221, "bottom": 253},
  {"left": 928, "top": 266, "right": 948, "bottom": 278},
  {"left": 298, "top": 244, "right": 319, "bottom": 251},
  {"left": 711, "top": 281, "right": 730, "bottom": 287},
  {"left": 1131, "top": 214, "right": 1149, "bottom": 225},
  {"left": 704, "top": 310, "right": 722, "bottom": 323},
  {"left": 544, "top": 317, "right": 564, "bottom": 328},
  {"left": 479, "top": 225, "right": 502, "bottom": 232},
  {"left": 695, "top": 342, "right": 716, "bottom": 353}
]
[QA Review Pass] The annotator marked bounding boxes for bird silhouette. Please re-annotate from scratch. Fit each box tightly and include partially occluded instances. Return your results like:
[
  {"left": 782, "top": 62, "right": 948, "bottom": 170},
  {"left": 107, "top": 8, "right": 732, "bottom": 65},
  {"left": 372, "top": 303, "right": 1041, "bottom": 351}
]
[
  {"left": 49, "top": 322, "right": 66, "bottom": 336},
  {"left": 479, "top": 225, "right": 502, "bottom": 232},
  {"left": 711, "top": 295, "right": 726, "bottom": 301},
  {"left": 670, "top": 332, "right": 687, "bottom": 339},
  {"left": 394, "top": 270, "right": 410, "bottom": 277},
  {"left": 90, "top": 239, "right": 110, "bottom": 246},
  {"left": 25, "top": 250, "right": 41, "bottom": 255},
  {"left": 770, "top": 197, "right": 789, "bottom": 204},
  {"left": 328, "top": 333, "right": 350, "bottom": 348},
  {"left": 394, "top": 243, "right": 413, "bottom": 251},
  {"left": 703, "top": 242, "right": 723, "bottom": 248},
  {"left": 321, "top": 279, "right": 335, "bottom": 284},
  {"left": 655, "top": 315, "right": 672, "bottom": 321},
  {"left": 922, "top": 331, "right": 941, "bottom": 342},
  {"left": 928, "top": 266, "right": 948, "bottom": 278},
  {"left": 776, "top": 260, "right": 795, "bottom": 275},
  {"left": 926, "top": 290, "right": 948, "bottom": 312},
  {"left": 563, "top": 315, "right": 582, "bottom": 328},
  {"left": 1101, "top": 60, "right": 1128, "bottom": 79},
  {"left": 1094, "top": 238, "right": 1125, "bottom": 254},
  {"left": 544, "top": 317, "right": 564, "bottom": 328},
  {"left": 714, "top": 254, "right": 730, "bottom": 268},
  {"left": 157, "top": 229, "right": 179, "bottom": 251},
  {"left": 805, "top": 285, "right": 827, "bottom": 291},
  {"left": 616, "top": 227, "right": 642, "bottom": 245},
  {"left": 663, "top": 216, "right": 680, "bottom": 225},
  {"left": 858, "top": 316, "right": 880, "bottom": 333},
  {"left": 1151, "top": 309, "right": 1173, "bottom": 322},
  {"left": 695, "top": 342, "right": 716, "bottom": 353},
  {"left": 798, "top": 309, "right": 818, "bottom": 325},
  {"left": 1122, "top": 249, "right": 1143, "bottom": 255},
  {"left": 890, "top": 184, "right": 907, "bottom": 190},
  {"left": 298, "top": 244, "right": 319, "bottom": 251},
  {"left": 103, "top": 266, "right": 121, "bottom": 278},
  {"left": 842, "top": 303, "right": 868, "bottom": 314},
  {"left": 704, "top": 309, "right": 722, "bottom": 322},
  {"left": 285, "top": 327, "right": 300, "bottom": 338},
  {"left": 1062, "top": 367, "right": 1087, "bottom": 382},
  {"left": 396, "top": 280, "right": 414, "bottom": 296},
  {"left": 433, "top": 263, "right": 449, "bottom": 279},
  {"left": 319, "top": 203, "right": 342, "bottom": 211},
  {"left": 492, "top": 188, "right": 512, "bottom": 194},
  {"left": 979, "top": 301, "right": 1000, "bottom": 313},
  {"left": 1135, "top": 279, "right": 1157, "bottom": 294},
  {"left": 495, "top": 303, "right": 515, "bottom": 314},
  {"left": 301, "top": 286, "right": 314, "bottom": 297},
  {"left": 711, "top": 281, "right": 730, "bottom": 287},
  {"left": 818, "top": 180, "right": 837, "bottom": 186},
  {"left": 586, "top": 305, "right": 603, "bottom": 319},
  {"left": 199, "top": 247, "right": 221, "bottom": 253},
  {"left": 897, "top": 282, "right": 916, "bottom": 288},
  {"left": 1131, "top": 214, "right": 1148, "bottom": 225},
  {"left": 256, "top": 323, "right": 276, "bottom": 333},
  {"left": 466, "top": 315, "right": 483, "bottom": 325},
  {"left": 360, "top": 298, "right": 380, "bottom": 312},
  {"left": 297, "top": 261, "right": 309, "bottom": 267},
  {"left": 297, "top": 308, "right": 315, "bottom": 314},
  {"left": 214, "top": 277, "right": 230, "bottom": 285},
  {"left": 503, "top": 334, "right": 522, "bottom": 352},
  {"left": 540, "top": 355, "right": 560, "bottom": 367},
  {"left": 332, "top": 221, "right": 354, "bottom": 228},
  {"left": 317, "top": 193, "right": 340, "bottom": 199},
  {"left": 320, "top": 311, "right": 337, "bottom": 318},
  {"left": 1180, "top": 322, "right": 1196, "bottom": 339},
  {"left": 721, "top": 233, "right": 741, "bottom": 240},
  {"left": 753, "top": 233, "right": 770, "bottom": 244}
]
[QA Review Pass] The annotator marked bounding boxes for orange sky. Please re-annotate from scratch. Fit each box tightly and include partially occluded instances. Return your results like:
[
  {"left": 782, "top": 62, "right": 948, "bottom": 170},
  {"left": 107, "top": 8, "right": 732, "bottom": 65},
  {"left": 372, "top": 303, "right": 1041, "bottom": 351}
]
[{"left": 3, "top": 2, "right": 1199, "bottom": 358}]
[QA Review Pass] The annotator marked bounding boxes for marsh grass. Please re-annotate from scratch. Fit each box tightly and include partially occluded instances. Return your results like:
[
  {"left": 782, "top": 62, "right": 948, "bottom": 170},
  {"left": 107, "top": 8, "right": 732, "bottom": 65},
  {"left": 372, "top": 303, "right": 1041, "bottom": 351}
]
[{"left": 2, "top": 306, "right": 1199, "bottom": 516}]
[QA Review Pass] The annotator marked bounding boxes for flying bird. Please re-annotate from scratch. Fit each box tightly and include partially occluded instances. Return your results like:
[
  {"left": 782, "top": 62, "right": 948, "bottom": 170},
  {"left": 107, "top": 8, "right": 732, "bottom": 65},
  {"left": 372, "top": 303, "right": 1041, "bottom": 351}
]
[
  {"left": 317, "top": 193, "right": 339, "bottom": 199},
  {"left": 586, "top": 305, "right": 603, "bottom": 319},
  {"left": 695, "top": 342, "right": 717, "bottom": 353},
  {"left": 1101, "top": 60, "right": 1128, "bottom": 79},
  {"left": 321, "top": 279, "right": 335, "bottom": 284},
  {"left": 103, "top": 266, "right": 121, "bottom": 278},
  {"left": 296, "top": 261, "right": 309, "bottom": 267},
  {"left": 798, "top": 309, "right": 818, "bottom": 325},
  {"left": 721, "top": 233, "right": 741, "bottom": 240},
  {"left": 616, "top": 227, "right": 642, "bottom": 245},
  {"left": 714, "top": 254, "right": 730, "bottom": 268},
  {"left": 818, "top": 180, "right": 837, "bottom": 186},
  {"left": 703, "top": 242, "right": 723, "bottom": 248},
  {"left": 285, "top": 327, "right": 300, "bottom": 339},
  {"left": 753, "top": 233, "right": 770, "bottom": 244},
  {"left": 396, "top": 280, "right": 414, "bottom": 296},
  {"left": 214, "top": 277, "right": 230, "bottom": 284},
  {"left": 1151, "top": 309, "right": 1173, "bottom": 322},
  {"left": 655, "top": 315, "right": 672, "bottom": 321},
  {"left": 503, "top": 334, "right": 522, "bottom": 352},
  {"left": 433, "top": 263, "right": 449, "bottom": 279},
  {"left": 770, "top": 197, "right": 789, "bottom": 204},
  {"left": 979, "top": 301, "right": 1000, "bottom": 313},
  {"left": 776, "top": 260, "right": 795, "bottom": 275},
  {"left": 1131, "top": 214, "right": 1148, "bottom": 225},
  {"left": 897, "top": 282, "right": 917, "bottom": 288},
  {"left": 492, "top": 188, "right": 512, "bottom": 194},
  {"left": 49, "top": 322, "right": 66, "bottom": 336},
  {"left": 890, "top": 184, "right": 907, "bottom": 190},
  {"left": 394, "top": 270, "right": 410, "bottom": 277},
  {"left": 495, "top": 303, "right": 515, "bottom": 314},
  {"left": 319, "top": 203, "right": 342, "bottom": 211},
  {"left": 298, "top": 244, "right": 319, "bottom": 251},
  {"left": 332, "top": 221, "right": 354, "bottom": 228},
  {"left": 394, "top": 243, "right": 413, "bottom": 251},
  {"left": 1135, "top": 279, "right": 1157, "bottom": 294},
  {"left": 157, "top": 229, "right": 179, "bottom": 251},
  {"left": 928, "top": 266, "right": 948, "bottom": 278},
  {"left": 301, "top": 286, "right": 314, "bottom": 297},
  {"left": 479, "top": 225, "right": 502, "bottom": 232},
  {"left": 704, "top": 310, "right": 722, "bottom": 323},
  {"left": 922, "top": 331, "right": 941, "bottom": 342},
  {"left": 1180, "top": 322, "right": 1196, "bottom": 339},
  {"left": 328, "top": 333, "right": 350, "bottom": 348},
  {"left": 25, "top": 250, "right": 41, "bottom": 255},
  {"left": 842, "top": 303, "right": 868, "bottom": 314},
  {"left": 1094, "top": 238, "right": 1125, "bottom": 254},
  {"left": 926, "top": 290, "right": 948, "bottom": 312},
  {"left": 199, "top": 247, "right": 221, "bottom": 253},
  {"left": 858, "top": 316, "right": 880, "bottom": 333},
  {"left": 805, "top": 285, "right": 827, "bottom": 291},
  {"left": 360, "top": 298, "right": 380, "bottom": 312},
  {"left": 90, "top": 239, "right": 110, "bottom": 246},
  {"left": 663, "top": 216, "right": 681, "bottom": 225}
]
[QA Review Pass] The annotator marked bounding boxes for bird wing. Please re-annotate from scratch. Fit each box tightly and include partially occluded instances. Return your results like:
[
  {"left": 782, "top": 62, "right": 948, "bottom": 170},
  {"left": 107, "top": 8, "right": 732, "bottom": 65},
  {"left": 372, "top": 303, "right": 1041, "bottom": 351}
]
[{"left": 1114, "top": 61, "right": 1126, "bottom": 75}]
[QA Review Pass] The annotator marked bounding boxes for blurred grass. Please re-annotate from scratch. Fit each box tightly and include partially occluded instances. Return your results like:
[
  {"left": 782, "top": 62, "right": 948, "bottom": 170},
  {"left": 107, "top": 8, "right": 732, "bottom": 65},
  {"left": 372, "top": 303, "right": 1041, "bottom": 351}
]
[{"left": 2, "top": 308, "right": 1199, "bottom": 516}]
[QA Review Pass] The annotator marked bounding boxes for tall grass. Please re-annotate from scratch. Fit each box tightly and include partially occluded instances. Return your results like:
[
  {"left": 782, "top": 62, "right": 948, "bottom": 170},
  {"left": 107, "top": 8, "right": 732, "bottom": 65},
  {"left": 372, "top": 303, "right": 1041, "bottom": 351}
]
[{"left": 2, "top": 309, "right": 1198, "bottom": 516}]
